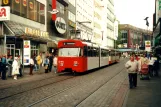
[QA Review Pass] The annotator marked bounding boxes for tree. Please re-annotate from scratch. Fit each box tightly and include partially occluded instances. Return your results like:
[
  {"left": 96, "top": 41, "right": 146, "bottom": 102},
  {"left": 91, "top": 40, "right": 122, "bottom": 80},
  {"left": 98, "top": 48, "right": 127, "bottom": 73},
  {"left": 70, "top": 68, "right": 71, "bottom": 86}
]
[{"left": 115, "top": 25, "right": 122, "bottom": 48}]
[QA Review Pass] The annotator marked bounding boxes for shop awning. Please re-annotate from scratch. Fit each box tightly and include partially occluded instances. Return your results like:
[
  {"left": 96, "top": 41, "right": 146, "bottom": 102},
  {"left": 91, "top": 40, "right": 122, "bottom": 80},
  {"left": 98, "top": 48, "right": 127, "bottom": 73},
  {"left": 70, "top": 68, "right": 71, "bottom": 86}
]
[
  {"left": 3, "top": 21, "right": 55, "bottom": 43},
  {"left": 116, "top": 48, "right": 133, "bottom": 52}
]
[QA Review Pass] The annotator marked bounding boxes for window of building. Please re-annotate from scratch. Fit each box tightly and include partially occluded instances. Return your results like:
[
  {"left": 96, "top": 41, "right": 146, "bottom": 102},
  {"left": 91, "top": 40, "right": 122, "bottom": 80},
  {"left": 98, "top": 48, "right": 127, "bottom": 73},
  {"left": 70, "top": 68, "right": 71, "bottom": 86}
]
[
  {"left": 10, "top": 0, "right": 45, "bottom": 24},
  {"left": 39, "top": 3, "right": 45, "bottom": 24},
  {"left": 68, "top": 11, "right": 76, "bottom": 22},
  {"left": 21, "top": 0, "right": 27, "bottom": 18},
  {"left": 12, "top": 0, "right": 21, "bottom": 15}
]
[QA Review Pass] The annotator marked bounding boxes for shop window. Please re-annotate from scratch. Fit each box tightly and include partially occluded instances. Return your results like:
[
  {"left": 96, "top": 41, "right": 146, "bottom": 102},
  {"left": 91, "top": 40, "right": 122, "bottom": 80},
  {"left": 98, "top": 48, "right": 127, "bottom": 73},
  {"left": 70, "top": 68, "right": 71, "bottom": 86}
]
[
  {"left": 20, "top": 0, "right": 27, "bottom": 17},
  {"left": 28, "top": 0, "right": 35, "bottom": 20},
  {"left": 39, "top": 3, "right": 45, "bottom": 24},
  {"left": 12, "top": 0, "right": 21, "bottom": 15}
]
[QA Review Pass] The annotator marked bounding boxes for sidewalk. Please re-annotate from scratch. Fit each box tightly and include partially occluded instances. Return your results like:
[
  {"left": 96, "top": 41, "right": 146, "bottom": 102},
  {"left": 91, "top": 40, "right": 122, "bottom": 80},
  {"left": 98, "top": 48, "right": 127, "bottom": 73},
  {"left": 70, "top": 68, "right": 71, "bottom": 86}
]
[
  {"left": 0, "top": 67, "right": 56, "bottom": 89},
  {"left": 124, "top": 72, "right": 161, "bottom": 107}
]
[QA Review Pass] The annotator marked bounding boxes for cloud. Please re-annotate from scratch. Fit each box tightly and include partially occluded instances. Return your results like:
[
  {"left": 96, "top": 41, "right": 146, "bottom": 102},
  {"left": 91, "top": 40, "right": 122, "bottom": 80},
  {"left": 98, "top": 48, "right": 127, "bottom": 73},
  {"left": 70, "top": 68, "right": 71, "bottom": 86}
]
[{"left": 114, "top": 0, "right": 155, "bottom": 30}]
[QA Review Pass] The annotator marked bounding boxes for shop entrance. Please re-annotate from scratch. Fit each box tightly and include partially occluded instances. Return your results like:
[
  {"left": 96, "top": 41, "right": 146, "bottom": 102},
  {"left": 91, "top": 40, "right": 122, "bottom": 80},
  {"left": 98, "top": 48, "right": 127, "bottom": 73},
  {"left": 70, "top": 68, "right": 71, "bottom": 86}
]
[
  {"left": 31, "top": 45, "right": 39, "bottom": 56},
  {"left": 15, "top": 49, "right": 20, "bottom": 57}
]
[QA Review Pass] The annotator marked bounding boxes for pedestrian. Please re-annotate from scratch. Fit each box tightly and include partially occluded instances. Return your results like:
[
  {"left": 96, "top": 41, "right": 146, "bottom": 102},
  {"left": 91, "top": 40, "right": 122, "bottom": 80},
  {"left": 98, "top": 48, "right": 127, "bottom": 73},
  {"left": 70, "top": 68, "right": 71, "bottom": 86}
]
[
  {"left": 48, "top": 53, "right": 53, "bottom": 72},
  {"left": 53, "top": 55, "right": 58, "bottom": 73},
  {"left": 17, "top": 55, "right": 22, "bottom": 77},
  {"left": 44, "top": 56, "right": 49, "bottom": 73},
  {"left": 12, "top": 57, "right": 19, "bottom": 80},
  {"left": 33, "top": 54, "right": 38, "bottom": 71},
  {"left": 29, "top": 56, "right": 34, "bottom": 75},
  {"left": 0, "top": 55, "right": 2, "bottom": 78},
  {"left": 1, "top": 55, "right": 7, "bottom": 80},
  {"left": 125, "top": 55, "right": 139, "bottom": 89},
  {"left": 7, "top": 55, "right": 13, "bottom": 77},
  {"left": 36, "top": 53, "right": 42, "bottom": 71}
]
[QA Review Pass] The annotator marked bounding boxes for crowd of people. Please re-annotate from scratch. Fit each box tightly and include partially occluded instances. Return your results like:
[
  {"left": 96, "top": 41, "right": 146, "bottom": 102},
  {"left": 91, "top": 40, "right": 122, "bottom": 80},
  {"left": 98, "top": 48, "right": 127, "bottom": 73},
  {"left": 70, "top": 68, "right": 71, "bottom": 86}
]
[
  {"left": 125, "top": 52, "right": 160, "bottom": 89},
  {"left": 0, "top": 53, "right": 58, "bottom": 80}
]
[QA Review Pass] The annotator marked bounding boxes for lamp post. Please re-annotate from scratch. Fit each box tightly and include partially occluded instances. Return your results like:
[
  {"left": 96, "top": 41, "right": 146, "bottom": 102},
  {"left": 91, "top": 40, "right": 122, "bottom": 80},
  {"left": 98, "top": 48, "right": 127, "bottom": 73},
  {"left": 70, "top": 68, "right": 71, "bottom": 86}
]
[{"left": 76, "top": 21, "right": 92, "bottom": 40}]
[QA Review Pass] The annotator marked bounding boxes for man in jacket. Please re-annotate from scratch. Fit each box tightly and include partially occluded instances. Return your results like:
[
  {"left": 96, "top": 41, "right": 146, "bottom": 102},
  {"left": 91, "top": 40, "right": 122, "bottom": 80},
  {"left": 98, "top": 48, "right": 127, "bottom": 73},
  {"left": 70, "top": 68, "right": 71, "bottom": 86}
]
[{"left": 125, "top": 56, "right": 139, "bottom": 89}]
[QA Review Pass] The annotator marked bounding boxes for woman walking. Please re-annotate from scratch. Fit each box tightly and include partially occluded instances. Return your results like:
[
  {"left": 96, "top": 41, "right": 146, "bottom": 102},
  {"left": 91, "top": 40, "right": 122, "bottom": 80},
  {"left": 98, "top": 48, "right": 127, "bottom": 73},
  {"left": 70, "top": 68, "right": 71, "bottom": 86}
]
[{"left": 12, "top": 57, "right": 19, "bottom": 80}]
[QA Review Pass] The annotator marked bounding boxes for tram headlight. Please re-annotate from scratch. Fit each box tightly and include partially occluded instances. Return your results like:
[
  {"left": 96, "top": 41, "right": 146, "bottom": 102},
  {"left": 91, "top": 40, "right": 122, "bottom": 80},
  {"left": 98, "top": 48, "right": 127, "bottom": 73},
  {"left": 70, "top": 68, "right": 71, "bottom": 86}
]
[{"left": 74, "top": 61, "right": 78, "bottom": 66}]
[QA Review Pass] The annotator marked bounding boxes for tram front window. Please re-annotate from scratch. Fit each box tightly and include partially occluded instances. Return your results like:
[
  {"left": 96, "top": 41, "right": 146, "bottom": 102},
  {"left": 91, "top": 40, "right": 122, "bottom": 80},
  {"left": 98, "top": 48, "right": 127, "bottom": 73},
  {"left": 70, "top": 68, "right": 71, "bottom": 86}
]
[{"left": 59, "top": 48, "right": 80, "bottom": 57}]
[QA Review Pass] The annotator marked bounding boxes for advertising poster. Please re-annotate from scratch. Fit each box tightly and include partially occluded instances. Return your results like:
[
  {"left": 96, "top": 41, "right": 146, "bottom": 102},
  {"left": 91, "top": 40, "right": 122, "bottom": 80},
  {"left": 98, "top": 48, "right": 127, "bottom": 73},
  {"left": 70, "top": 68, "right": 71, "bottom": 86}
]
[
  {"left": 23, "top": 40, "right": 30, "bottom": 65},
  {"left": 145, "top": 41, "right": 151, "bottom": 52},
  {"left": 0, "top": 6, "right": 10, "bottom": 21}
]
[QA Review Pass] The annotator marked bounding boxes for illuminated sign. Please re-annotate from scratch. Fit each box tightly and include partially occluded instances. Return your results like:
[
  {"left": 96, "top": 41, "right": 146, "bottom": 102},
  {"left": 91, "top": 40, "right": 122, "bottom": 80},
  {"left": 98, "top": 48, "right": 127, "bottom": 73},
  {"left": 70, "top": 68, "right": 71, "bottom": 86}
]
[
  {"left": 23, "top": 0, "right": 27, "bottom": 6},
  {"left": 0, "top": 6, "right": 10, "bottom": 21},
  {"left": 15, "top": 0, "right": 20, "bottom": 4},
  {"left": 55, "top": 17, "right": 66, "bottom": 34},
  {"left": 2, "top": 0, "right": 10, "bottom": 6},
  {"left": 145, "top": 41, "right": 151, "bottom": 52},
  {"left": 23, "top": 40, "right": 30, "bottom": 65},
  {"left": 25, "top": 27, "right": 49, "bottom": 38},
  {"left": 29, "top": 2, "right": 33, "bottom": 9}
]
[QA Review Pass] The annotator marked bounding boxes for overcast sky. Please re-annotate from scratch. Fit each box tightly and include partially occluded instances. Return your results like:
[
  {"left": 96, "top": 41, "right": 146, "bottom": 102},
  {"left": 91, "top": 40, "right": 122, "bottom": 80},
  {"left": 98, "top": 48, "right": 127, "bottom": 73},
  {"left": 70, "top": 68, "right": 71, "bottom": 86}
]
[{"left": 114, "top": 0, "right": 155, "bottom": 30}]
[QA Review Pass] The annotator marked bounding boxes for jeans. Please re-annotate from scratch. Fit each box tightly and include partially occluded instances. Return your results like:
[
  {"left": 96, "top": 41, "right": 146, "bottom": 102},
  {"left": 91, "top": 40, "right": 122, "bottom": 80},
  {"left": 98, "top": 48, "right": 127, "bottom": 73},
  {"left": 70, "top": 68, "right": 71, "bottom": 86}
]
[
  {"left": 34, "top": 64, "right": 38, "bottom": 71},
  {"left": 53, "top": 66, "right": 57, "bottom": 73},
  {"left": 128, "top": 73, "right": 137, "bottom": 88}
]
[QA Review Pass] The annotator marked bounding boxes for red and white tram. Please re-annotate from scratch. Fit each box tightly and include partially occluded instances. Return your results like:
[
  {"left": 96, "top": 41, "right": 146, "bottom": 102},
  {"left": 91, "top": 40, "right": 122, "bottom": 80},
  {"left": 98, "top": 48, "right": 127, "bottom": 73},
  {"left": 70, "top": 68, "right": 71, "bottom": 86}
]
[{"left": 57, "top": 39, "right": 120, "bottom": 73}]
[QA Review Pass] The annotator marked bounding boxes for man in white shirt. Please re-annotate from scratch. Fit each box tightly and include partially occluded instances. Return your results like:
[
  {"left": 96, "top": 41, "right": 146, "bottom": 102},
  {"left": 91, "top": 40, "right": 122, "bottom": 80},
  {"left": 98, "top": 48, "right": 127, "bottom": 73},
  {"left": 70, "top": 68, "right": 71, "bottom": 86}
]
[{"left": 125, "top": 56, "right": 139, "bottom": 89}]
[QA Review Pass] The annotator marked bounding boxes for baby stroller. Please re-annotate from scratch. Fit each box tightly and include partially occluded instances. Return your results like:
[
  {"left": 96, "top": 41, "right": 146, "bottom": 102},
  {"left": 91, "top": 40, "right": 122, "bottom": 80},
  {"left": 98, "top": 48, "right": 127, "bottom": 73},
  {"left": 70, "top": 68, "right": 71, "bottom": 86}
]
[{"left": 140, "top": 63, "right": 150, "bottom": 80}]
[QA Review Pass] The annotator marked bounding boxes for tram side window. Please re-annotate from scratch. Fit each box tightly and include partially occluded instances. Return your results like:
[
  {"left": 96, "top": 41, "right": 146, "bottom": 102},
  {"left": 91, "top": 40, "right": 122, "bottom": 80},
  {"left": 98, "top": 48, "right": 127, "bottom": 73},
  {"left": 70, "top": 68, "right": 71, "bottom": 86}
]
[
  {"left": 83, "top": 46, "right": 88, "bottom": 57},
  {"left": 101, "top": 49, "right": 108, "bottom": 57},
  {"left": 93, "top": 47, "right": 98, "bottom": 57}
]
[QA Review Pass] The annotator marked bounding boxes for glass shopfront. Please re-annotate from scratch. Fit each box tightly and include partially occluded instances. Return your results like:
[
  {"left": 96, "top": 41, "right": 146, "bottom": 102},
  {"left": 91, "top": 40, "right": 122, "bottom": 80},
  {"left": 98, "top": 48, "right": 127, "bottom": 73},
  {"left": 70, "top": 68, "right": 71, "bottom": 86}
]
[{"left": 10, "top": 0, "right": 45, "bottom": 24}]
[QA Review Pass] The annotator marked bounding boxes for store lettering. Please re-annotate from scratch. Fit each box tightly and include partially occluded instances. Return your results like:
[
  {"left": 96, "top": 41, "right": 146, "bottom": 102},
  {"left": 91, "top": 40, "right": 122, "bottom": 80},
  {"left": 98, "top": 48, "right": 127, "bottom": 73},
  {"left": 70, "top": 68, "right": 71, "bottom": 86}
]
[
  {"left": 0, "top": 8, "right": 6, "bottom": 17},
  {"left": 56, "top": 21, "right": 66, "bottom": 30},
  {"left": 25, "top": 27, "right": 49, "bottom": 38}
]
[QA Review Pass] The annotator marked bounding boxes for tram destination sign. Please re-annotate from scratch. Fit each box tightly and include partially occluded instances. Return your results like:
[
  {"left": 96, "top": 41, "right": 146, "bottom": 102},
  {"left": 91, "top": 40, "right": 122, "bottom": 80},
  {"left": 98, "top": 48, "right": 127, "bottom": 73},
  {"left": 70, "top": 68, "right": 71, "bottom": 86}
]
[{"left": 64, "top": 42, "right": 75, "bottom": 45}]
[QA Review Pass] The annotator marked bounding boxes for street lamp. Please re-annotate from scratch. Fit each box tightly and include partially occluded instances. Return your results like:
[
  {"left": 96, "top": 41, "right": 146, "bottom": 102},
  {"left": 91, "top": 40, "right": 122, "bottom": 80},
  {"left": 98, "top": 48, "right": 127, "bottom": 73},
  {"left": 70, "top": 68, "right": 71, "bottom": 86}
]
[{"left": 76, "top": 21, "right": 92, "bottom": 40}]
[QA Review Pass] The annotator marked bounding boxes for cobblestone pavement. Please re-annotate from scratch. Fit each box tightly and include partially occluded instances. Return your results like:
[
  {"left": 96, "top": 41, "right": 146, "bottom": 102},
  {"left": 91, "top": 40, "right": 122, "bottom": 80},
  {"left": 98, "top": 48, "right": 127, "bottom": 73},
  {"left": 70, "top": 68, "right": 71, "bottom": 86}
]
[{"left": 0, "top": 59, "right": 128, "bottom": 107}]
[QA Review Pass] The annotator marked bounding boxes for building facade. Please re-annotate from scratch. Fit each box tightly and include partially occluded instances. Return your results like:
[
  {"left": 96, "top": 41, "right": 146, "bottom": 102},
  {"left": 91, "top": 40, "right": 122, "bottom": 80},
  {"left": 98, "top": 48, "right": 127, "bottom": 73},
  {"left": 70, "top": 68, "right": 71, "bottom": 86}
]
[
  {"left": 118, "top": 24, "right": 152, "bottom": 51},
  {"left": 75, "top": 0, "right": 93, "bottom": 41},
  {"left": 0, "top": 0, "right": 50, "bottom": 65},
  {"left": 101, "top": 0, "right": 115, "bottom": 48}
]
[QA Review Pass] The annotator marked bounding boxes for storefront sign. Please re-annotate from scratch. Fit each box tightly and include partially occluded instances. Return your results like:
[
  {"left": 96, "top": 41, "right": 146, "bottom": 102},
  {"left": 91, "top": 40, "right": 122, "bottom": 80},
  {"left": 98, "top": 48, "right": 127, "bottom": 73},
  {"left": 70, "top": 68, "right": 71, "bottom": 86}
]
[
  {"left": 0, "top": 6, "right": 10, "bottom": 21},
  {"left": 23, "top": 40, "right": 30, "bottom": 65},
  {"left": 55, "top": 17, "right": 66, "bottom": 34},
  {"left": 145, "top": 41, "right": 151, "bottom": 52},
  {"left": 2, "top": 0, "right": 10, "bottom": 6},
  {"left": 25, "top": 27, "right": 49, "bottom": 38}
]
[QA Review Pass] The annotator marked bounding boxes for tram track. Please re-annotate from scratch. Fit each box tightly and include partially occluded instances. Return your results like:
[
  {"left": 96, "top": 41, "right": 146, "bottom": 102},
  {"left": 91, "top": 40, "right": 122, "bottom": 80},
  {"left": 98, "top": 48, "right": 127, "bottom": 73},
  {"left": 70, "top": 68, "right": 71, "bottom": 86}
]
[
  {"left": 0, "top": 74, "right": 75, "bottom": 100},
  {"left": 26, "top": 60, "right": 126, "bottom": 107}
]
